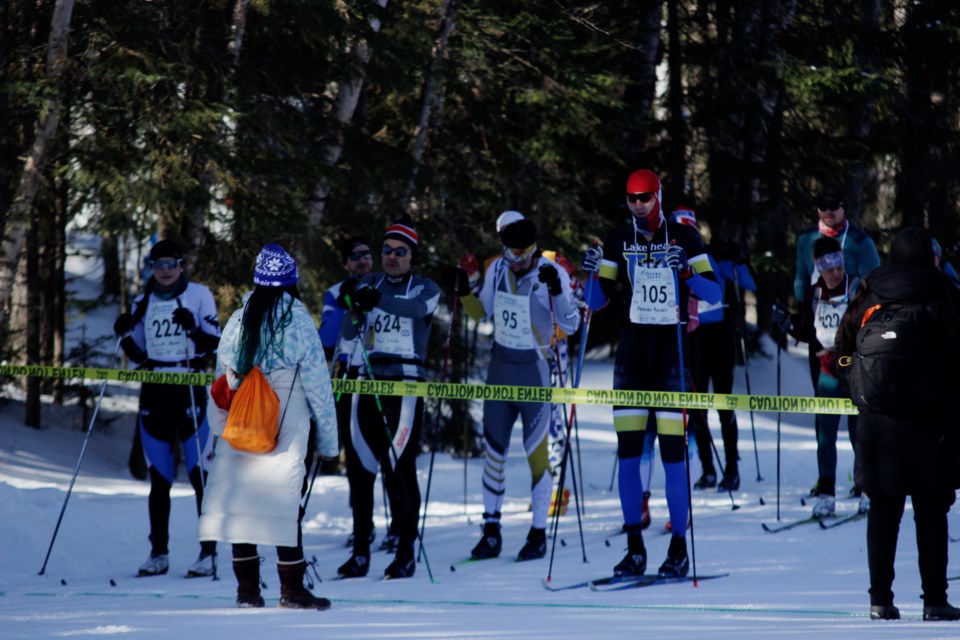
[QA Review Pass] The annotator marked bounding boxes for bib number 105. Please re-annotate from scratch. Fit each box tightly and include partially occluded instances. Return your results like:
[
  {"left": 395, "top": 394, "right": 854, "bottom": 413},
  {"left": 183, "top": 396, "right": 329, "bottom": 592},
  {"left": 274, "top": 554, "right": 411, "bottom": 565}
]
[{"left": 637, "top": 283, "right": 670, "bottom": 304}]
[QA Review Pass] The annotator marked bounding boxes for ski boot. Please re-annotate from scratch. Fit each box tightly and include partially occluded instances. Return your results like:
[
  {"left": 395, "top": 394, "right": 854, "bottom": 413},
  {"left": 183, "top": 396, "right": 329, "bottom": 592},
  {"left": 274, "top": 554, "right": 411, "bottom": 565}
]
[
  {"left": 517, "top": 527, "right": 547, "bottom": 561},
  {"left": 812, "top": 494, "right": 836, "bottom": 518},
  {"left": 186, "top": 552, "right": 216, "bottom": 578},
  {"left": 693, "top": 472, "right": 717, "bottom": 490},
  {"left": 657, "top": 535, "right": 689, "bottom": 578},
  {"left": 718, "top": 470, "right": 740, "bottom": 492},
  {"left": 337, "top": 553, "right": 370, "bottom": 579},
  {"left": 640, "top": 491, "right": 651, "bottom": 531},
  {"left": 384, "top": 546, "right": 415, "bottom": 579},
  {"left": 470, "top": 514, "right": 503, "bottom": 560},
  {"left": 613, "top": 529, "right": 647, "bottom": 577},
  {"left": 137, "top": 553, "right": 169, "bottom": 577}
]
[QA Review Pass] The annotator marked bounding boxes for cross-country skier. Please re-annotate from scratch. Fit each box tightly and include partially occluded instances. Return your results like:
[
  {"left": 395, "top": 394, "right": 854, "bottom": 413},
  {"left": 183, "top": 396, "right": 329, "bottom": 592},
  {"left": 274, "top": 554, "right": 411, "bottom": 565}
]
[
  {"left": 336, "top": 216, "right": 440, "bottom": 580},
  {"left": 454, "top": 213, "right": 580, "bottom": 561},
  {"left": 581, "top": 169, "right": 720, "bottom": 578},
  {"left": 113, "top": 239, "right": 220, "bottom": 577},
  {"left": 776, "top": 237, "right": 863, "bottom": 517}
]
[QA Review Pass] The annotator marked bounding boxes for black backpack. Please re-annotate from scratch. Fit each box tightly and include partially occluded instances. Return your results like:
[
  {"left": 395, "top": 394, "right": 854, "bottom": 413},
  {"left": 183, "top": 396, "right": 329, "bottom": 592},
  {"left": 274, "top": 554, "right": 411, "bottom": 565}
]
[{"left": 848, "top": 300, "right": 943, "bottom": 420}]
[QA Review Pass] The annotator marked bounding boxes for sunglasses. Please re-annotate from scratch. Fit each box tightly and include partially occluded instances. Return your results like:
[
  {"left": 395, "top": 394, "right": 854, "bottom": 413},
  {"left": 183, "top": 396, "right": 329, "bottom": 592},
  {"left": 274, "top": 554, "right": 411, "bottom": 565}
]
[
  {"left": 151, "top": 258, "right": 182, "bottom": 271},
  {"left": 627, "top": 192, "right": 656, "bottom": 204},
  {"left": 381, "top": 245, "right": 409, "bottom": 257},
  {"left": 816, "top": 199, "right": 843, "bottom": 211},
  {"left": 348, "top": 251, "right": 372, "bottom": 261}
]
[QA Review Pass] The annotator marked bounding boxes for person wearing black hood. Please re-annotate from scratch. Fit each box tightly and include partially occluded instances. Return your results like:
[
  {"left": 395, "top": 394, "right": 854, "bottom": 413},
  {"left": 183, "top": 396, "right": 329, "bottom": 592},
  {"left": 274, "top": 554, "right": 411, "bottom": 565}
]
[
  {"left": 113, "top": 239, "right": 221, "bottom": 578},
  {"left": 836, "top": 227, "right": 960, "bottom": 622}
]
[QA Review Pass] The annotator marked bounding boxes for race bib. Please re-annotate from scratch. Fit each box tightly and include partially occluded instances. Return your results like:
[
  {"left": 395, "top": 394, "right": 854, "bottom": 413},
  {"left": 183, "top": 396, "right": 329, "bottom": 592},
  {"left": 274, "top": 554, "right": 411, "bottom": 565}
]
[
  {"left": 145, "top": 299, "right": 192, "bottom": 361},
  {"left": 813, "top": 297, "right": 848, "bottom": 350},
  {"left": 629, "top": 266, "right": 677, "bottom": 325},
  {"left": 367, "top": 309, "right": 415, "bottom": 357},
  {"left": 494, "top": 289, "right": 535, "bottom": 350}
]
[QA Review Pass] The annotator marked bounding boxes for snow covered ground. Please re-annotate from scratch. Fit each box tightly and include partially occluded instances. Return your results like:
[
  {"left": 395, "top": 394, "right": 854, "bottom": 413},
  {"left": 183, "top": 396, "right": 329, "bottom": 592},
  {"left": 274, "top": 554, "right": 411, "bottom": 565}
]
[
  {"left": 4, "top": 347, "right": 959, "bottom": 639},
  {"left": 2, "top": 242, "right": 958, "bottom": 638}
]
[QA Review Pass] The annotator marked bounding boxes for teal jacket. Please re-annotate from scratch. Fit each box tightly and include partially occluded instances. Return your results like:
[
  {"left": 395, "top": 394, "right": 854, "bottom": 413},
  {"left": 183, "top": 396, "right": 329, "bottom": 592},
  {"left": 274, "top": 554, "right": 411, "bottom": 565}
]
[{"left": 794, "top": 223, "right": 880, "bottom": 303}]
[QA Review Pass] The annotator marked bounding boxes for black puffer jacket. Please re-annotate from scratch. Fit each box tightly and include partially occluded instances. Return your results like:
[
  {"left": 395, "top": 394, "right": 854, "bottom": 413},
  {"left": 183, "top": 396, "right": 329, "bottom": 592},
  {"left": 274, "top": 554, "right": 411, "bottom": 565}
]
[{"left": 837, "top": 262, "right": 960, "bottom": 495}]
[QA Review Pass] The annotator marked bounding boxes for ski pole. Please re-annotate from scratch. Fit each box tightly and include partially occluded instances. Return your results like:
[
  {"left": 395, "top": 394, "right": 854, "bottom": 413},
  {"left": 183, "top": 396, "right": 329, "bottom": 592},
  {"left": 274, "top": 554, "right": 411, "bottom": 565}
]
[
  {"left": 545, "top": 270, "right": 596, "bottom": 581},
  {"left": 732, "top": 277, "right": 763, "bottom": 481},
  {"left": 417, "top": 291, "right": 458, "bottom": 562},
  {"left": 545, "top": 291, "right": 587, "bottom": 564},
  {"left": 673, "top": 265, "right": 698, "bottom": 586},
  {"left": 344, "top": 296, "right": 434, "bottom": 583},
  {"left": 687, "top": 377, "right": 739, "bottom": 510},
  {"left": 775, "top": 305, "right": 783, "bottom": 522},
  {"left": 39, "top": 338, "right": 122, "bottom": 576}
]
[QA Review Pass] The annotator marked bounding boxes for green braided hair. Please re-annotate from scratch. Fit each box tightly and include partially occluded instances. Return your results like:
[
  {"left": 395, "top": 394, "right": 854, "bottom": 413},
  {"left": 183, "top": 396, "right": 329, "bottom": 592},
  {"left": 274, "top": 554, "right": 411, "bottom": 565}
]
[{"left": 235, "top": 284, "right": 300, "bottom": 376}]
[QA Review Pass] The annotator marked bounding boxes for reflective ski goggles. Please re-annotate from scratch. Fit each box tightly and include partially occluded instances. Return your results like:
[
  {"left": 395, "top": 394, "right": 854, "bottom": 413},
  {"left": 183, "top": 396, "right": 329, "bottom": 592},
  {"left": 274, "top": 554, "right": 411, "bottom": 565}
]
[
  {"left": 502, "top": 243, "right": 537, "bottom": 264},
  {"left": 150, "top": 258, "right": 182, "bottom": 271},
  {"left": 348, "top": 250, "right": 372, "bottom": 261}
]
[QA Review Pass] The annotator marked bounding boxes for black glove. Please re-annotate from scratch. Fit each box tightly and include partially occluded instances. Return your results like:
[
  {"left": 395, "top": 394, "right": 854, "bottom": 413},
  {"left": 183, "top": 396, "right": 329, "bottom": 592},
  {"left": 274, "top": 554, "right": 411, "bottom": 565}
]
[
  {"left": 665, "top": 244, "right": 690, "bottom": 273},
  {"left": 771, "top": 304, "right": 792, "bottom": 333},
  {"left": 582, "top": 246, "right": 602, "bottom": 274},
  {"left": 114, "top": 313, "right": 135, "bottom": 337},
  {"left": 171, "top": 307, "right": 196, "bottom": 333},
  {"left": 336, "top": 278, "right": 359, "bottom": 309},
  {"left": 351, "top": 285, "right": 382, "bottom": 313},
  {"left": 538, "top": 264, "right": 563, "bottom": 296},
  {"left": 454, "top": 266, "right": 472, "bottom": 297}
]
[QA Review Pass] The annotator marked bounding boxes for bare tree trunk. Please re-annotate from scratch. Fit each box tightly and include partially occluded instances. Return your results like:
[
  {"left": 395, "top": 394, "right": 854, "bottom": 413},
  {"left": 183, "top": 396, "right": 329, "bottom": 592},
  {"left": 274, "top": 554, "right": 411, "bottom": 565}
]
[
  {"left": 305, "top": 0, "right": 389, "bottom": 231},
  {"left": 399, "top": 0, "right": 461, "bottom": 214},
  {"left": 845, "top": 0, "right": 880, "bottom": 223},
  {"left": 0, "top": 0, "right": 75, "bottom": 352},
  {"left": 25, "top": 213, "right": 41, "bottom": 427},
  {"left": 619, "top": 1, "right": 663, "bottom": 166},
  {"left": 665, "top": 0, "right": 687, "bottom": 205}
]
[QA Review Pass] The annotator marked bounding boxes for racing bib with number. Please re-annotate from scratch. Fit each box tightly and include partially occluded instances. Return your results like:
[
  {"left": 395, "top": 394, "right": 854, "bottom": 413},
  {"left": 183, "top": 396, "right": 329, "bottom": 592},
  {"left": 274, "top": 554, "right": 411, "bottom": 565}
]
[
  {"left": 494, "top": 289, "right": 535, "bottom": 350},
  {"left": 145, "top": 299, "right": 192, "bottom": 361},
  {"left": 629, "top": 266, "right": 677, "bottom": 325},
  {"left": 367, "top": 308, "right": 416, "bottom": 357},
  {"left": 813, "top": 296, "right": 848, "bottom": 350}
]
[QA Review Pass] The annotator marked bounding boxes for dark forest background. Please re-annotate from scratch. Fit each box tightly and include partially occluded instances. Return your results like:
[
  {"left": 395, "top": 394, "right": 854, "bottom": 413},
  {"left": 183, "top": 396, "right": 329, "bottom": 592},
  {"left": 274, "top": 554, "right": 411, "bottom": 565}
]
[{"left": 2, "top": 1, "right": 958, "bottom": 433}]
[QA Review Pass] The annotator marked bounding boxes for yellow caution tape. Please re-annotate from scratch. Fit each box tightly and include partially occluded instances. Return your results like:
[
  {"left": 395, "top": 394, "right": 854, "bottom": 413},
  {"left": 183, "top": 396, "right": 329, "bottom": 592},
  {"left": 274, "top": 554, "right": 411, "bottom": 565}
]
[
  {"left": 0, "top": 364, "right": 214, "bottom": 386},
  {"left": 329, "top": 379, "right": 857, "bottom": 415},
  {"left": 0, "top": 364, "right": 857, "bottom": 415}
]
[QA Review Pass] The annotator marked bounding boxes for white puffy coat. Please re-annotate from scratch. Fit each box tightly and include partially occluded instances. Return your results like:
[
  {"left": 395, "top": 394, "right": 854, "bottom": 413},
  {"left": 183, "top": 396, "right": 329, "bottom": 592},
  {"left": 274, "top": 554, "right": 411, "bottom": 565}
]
[{"left": 199, "top": 293, "right": 338, "bottom": 548}]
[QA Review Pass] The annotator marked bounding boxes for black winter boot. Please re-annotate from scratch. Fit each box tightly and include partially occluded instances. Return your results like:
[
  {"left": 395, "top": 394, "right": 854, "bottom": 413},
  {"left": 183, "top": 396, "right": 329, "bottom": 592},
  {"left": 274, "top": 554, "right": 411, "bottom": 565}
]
[
  {"left": 278, "top": 560, "right": 331, "bottom": 610},
  {"left": 517, "top": 527, "right": 547, "bottom": 561},
  {"left": 232, "top": 556, "right": 264, "bottom": 608},
  {"left": 613, "top": 529, "right": 647, "bottom": 577},
  {"left": 470, "top": 515, "right": 503, "bottom": 560}
]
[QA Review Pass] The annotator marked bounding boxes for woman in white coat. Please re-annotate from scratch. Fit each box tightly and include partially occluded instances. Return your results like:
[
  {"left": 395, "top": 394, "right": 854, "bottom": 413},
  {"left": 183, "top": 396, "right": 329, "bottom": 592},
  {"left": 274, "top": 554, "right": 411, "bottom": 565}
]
[{"left": 200, "top": 245, "right": 338, "bottom": 609}]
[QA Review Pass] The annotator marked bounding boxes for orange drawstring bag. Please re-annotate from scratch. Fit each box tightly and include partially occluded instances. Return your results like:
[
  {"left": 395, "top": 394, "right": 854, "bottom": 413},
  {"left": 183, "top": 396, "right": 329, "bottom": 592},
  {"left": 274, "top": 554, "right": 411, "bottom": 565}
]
[{"left": 222, "top": 366, "right": 280, "bottom": 453}]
